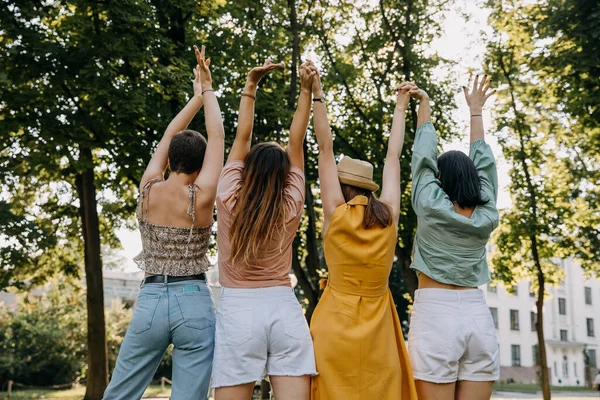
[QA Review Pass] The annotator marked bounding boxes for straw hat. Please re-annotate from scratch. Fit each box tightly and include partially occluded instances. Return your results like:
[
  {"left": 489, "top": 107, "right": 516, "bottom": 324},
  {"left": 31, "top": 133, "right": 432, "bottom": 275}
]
[{"left": 337, "top": 156, "right": 379, "bottom": 192}]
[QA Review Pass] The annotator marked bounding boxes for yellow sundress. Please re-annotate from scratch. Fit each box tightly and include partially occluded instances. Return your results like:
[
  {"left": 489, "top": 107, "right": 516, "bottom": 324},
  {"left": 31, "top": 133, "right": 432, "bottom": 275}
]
[{"left": 310, "top": 195, "right": 418, "bottom": 399}]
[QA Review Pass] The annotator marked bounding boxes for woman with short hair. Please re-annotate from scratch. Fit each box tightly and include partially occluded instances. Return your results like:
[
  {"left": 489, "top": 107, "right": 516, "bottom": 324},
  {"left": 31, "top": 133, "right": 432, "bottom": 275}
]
[
  {"left": 103, "top": 46, "right": 224, "bottom": 400},
  {"left": 406, "top": 76, "right": 499, "bottom": 400}
]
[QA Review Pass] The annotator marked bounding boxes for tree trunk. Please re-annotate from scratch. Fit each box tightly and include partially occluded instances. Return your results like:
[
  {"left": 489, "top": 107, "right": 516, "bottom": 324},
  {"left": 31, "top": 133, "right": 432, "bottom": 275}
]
[
  {"left": 501, "top": 53, "right": 551, "bottom": 400},
  {"left": 292, "top": 239, "right": 319, "bottom": 322},
  {"left": 260, "top": 379, "right": 271, "bottom": 399},
  {"left": 77, "top": 146, "right": 108, "bottom": 400},
  {"left": 535, "top": 263, "right": 551, "bottom": 400}
]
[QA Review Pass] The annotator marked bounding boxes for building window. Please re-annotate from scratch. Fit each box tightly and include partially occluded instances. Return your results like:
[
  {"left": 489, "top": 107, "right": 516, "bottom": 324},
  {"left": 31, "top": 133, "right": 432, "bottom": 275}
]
[
  {"left": 532, "top": 344, "right": 539, "bottom": 366},
  {"left": 554, "top": 361, "right": 558, "bottom": 377},
  {"left": 489, "top": 307, "right": 499, "bottom": 329},
  {"left": 512, "top": 285, "right": 519, "bottom": 295},
  {"left": 558, "top": 298, "right": 567, "bottom": 315},
  {"left": 488, "top": 284, "right": 497, "bottom": 293},
  {"left": 560, "top": 329, "right": 568, "bottom": 341},
  {"left": 510, "top": 309, "right": 520, "bottom": 331},
  {"left": 587, "top": 318, "right": 595, "bottom": 337},
  {"left": 585, "top": 287, "right": 592, "bottom": 305},
  {"left": 574, "top": 361, "right": 577, "bottom": 377},
  {"left": 511, "top": 345, "right": 521, "bottom": 366},
  {"left": 529, "top": 283, "right": 536, "bottom": 297},
  {"left": 562, "top": 355, "right": 569, "bottom": 378},
  {"left": 588, "top": 349, "right": 597, "bottom": 368},
  {"left": 531, "top": 311, "right": 537, "bottom": 331}
]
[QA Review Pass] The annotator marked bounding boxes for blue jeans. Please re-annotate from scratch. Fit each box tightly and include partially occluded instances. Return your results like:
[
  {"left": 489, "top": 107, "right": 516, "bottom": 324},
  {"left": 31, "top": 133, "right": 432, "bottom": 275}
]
[{"left": 103, "top": 280, "right": 215, "bottom": 400}]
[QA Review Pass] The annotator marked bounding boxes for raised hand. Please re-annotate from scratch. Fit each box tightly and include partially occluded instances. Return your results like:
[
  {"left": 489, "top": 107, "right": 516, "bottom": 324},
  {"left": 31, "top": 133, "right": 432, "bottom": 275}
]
[
  {"left": 300, "top": 61, "right": 317, "bottom": 92},
  {"left": 394, "top": 82, "right": 412, "bottom": 110},
  {"left": 194, "top": 45, "right": 212, "bottom": 92},
  {"left": 397, "top": 81, "right": 428, "bottom": 102},
  {"left": 247, "top": 59, "right": 285, "bottom": 85},
  {"left": 463, "top": 74, "right": 496, "bottom": 114}
]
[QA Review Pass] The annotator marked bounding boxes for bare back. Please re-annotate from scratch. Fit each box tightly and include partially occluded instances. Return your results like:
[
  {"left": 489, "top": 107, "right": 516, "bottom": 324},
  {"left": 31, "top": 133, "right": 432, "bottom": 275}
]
[{"left": 138, "top": 180, "right": 213, "bottom": 228}]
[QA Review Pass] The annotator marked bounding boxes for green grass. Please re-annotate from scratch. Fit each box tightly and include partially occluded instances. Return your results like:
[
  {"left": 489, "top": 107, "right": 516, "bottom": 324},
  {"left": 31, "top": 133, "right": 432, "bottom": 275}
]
[
  {"left": 0, "top": 384, "right": 171, "bottom": 399},
  {"left": 494, "top": 382, "right": 595, "bottom": 393}
]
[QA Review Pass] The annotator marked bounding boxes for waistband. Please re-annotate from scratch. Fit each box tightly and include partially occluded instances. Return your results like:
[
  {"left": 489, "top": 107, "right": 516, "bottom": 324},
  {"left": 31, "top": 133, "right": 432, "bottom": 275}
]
[
  {"left": 220, "top": 286, "right": 295, "bottom": 299},
  {"left": 327, "top": 281, "right": 389, "bottom": 298},
  {"left": 414, "top": 288, "right": 485, "bottom": 303}
]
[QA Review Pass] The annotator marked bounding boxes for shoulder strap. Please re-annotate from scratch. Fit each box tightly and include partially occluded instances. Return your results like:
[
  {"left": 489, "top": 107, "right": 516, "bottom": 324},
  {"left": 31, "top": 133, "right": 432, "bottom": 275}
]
[{"left": 139, "top": 179, "right": 162, "bottom": 222}]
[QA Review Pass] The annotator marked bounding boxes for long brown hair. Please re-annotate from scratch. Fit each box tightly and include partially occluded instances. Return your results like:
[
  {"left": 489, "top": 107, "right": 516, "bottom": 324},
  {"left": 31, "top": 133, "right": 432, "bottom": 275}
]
[
  {"left": 229, "top": 142, "right": 291, "bottom": 264},
  {"left": 341, "top": 184, "right": 393, "bottom": 229}
]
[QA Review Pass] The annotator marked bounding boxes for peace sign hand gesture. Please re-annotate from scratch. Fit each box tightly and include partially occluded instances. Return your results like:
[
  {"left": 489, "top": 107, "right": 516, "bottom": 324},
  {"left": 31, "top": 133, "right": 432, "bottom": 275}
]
[
  {"left": 193, "top": 45, "right": 212, "bottom": 94},
  {"left": 247, "top": 59, "right": 285, "bottom": 85},
  {"left": 463, "top": 74, "right": 496, "bottom": 114}
]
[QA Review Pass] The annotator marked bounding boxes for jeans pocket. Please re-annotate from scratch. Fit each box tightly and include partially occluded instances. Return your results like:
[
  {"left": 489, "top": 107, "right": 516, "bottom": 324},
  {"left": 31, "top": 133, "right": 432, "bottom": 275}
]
[
  {"left": 175, "top": 291, "right": 216, "bottom": 330},
  {"left": 278, "top": 299, "right": 310, "bottom": 340},
  {"left": 219, "top": 308, "right": 253, "bottom": 346},
  {"left": 129, "top": 295, "right": 161, "bottom": 334}
]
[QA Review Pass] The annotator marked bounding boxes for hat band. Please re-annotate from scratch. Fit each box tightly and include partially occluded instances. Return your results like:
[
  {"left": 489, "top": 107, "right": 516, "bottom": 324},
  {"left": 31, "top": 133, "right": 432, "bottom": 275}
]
[{"left": 338, "top": 170, "right": 374, "bottom": 181}]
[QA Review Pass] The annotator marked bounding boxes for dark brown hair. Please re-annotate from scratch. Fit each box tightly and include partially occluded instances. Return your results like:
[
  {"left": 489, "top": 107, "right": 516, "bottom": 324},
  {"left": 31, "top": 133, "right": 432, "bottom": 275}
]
[
  {"left": 438, "top": 150, "right": 488, "bottom": 208},
  {"left": 229, "top": 142, "right": 291, "bottom": 264},
  {"left": 341, "top": 184, "right": 393, "bottom": 229},
  {"left": 168, "top": 130, "right": 207, "bottom": 174}
]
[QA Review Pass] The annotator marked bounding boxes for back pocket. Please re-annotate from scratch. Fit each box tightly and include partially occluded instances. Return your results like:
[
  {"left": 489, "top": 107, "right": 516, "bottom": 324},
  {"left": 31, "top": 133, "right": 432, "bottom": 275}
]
[
  {"left": 129, "top": 295, "right": 161, "bottom": 334},
  {"left": 219, "top": 308, "right": 253, "bottom": 346},
  {"left": 175, "top": 291, "right": 216, "bottom": 330},
  {"left": 278, "top": 299, "right": 310, "bottom": 340}
]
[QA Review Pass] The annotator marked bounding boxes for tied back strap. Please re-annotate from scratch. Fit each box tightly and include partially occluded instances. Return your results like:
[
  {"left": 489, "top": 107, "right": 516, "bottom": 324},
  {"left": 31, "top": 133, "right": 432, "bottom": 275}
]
[
  {"left": 185, "top": 184, "right": 197, "bottom": 258},
  {"left": 140, "top": 179, "right": 162, "bottom": 222}
]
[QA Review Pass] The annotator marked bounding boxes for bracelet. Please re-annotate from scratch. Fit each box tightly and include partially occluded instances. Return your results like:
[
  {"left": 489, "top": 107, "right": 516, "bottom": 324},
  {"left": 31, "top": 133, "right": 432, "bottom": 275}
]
[
  {"left": 202, "top": 88, "right": 214, "bottom": 95},
  {"left": 470, "top": 114, "right": 482, "bottom": 117},
  {"left": 241, "top": 93, "right": 256, "bottom": 100},
  {"left": 313, "top": 98, "right": 325, "bottom": 103}
]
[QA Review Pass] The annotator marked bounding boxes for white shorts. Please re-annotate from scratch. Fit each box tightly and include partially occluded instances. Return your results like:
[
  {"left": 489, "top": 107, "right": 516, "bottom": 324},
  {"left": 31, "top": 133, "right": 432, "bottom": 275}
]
[
  {"left": 408, "top": 288, "right": 500, "bottom": 383},
  {"left": 211, "top": 286, "right": 317, "bottom": 388}
]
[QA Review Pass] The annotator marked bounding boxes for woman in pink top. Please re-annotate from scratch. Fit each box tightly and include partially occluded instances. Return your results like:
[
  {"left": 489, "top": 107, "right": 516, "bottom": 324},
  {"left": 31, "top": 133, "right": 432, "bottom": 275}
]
[{"left": 211, "top": 60, "right": 317, "bottom": 399}]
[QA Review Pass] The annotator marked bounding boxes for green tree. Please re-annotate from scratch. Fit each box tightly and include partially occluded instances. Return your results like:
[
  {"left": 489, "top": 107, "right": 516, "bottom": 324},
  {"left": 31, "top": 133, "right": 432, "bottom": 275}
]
[
  {"left": 485, "top": 1, "right": 600, "bottom": 398},
  {"left": 0, "top": 0, "right": 218, "bottom": 397}
]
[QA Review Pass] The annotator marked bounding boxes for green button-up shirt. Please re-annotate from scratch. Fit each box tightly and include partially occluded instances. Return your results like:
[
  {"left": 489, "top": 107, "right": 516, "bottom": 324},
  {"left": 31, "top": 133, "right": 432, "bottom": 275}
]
[{"left": 410, "top": 122, "right": 499, "bottom": 287}]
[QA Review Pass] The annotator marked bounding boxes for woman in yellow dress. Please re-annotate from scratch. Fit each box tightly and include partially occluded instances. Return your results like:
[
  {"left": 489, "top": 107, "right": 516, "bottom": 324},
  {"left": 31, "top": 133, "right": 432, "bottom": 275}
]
[{"left": 308, "top": 63, "right": 418, "bottom": 399}]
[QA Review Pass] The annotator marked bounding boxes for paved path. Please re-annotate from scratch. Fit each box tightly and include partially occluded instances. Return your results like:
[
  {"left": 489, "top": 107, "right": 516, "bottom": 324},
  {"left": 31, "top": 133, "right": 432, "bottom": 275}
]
[
  {"left": 493, "top": 392, "right": 599, "bottom": 399},
  {"left": 144, "top": 392, "right": 600, "bottom": 400}
]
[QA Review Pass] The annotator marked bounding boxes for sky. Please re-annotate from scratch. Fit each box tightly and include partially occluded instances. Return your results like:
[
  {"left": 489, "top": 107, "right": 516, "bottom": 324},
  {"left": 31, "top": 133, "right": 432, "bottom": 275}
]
[{"left": 116, "top": 1, "right": 512, "bottom": 271}]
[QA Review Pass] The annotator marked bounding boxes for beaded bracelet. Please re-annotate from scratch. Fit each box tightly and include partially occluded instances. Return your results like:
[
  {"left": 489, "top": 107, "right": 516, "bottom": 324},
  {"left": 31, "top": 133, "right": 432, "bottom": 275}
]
[{"left": 241, "top": 93, "right": 256, "bottom": 100}]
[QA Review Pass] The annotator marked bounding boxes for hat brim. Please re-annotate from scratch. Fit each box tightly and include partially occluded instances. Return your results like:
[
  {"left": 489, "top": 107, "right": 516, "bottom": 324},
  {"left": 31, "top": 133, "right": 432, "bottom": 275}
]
[{"left": 338, "top": 174, "right": 379, "bottom": 192}]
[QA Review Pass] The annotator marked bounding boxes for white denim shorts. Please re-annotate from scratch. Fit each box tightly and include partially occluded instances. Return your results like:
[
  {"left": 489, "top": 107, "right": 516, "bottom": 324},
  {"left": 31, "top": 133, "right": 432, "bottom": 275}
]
[
  {"left": 211, "top": 286, "right": 317, "bottom": 388},
  {"left": 408, "top": 288, "right": 500, "bottom": 383}
]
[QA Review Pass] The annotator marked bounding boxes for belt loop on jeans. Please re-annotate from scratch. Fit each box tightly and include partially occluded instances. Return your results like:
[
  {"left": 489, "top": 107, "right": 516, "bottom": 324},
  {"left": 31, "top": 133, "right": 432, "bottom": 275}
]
[{"left": 163, "top": 274, "right": 168, "bottom": 284}]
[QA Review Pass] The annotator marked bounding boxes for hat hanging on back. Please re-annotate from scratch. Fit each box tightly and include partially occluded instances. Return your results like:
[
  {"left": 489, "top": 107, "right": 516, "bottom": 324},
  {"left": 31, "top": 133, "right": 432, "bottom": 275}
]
[{"left": 337, "top": 156, "right": 379, "bottom": 192}]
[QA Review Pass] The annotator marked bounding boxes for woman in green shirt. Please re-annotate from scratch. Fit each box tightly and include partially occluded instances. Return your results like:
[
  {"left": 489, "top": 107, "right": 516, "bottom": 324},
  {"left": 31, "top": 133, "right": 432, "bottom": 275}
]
[{"left": 403, "top": 77, "right": 499, "bottom": 400}]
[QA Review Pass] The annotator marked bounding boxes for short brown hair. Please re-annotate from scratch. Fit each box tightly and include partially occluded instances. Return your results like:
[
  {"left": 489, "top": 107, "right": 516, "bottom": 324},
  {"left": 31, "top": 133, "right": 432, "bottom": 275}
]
[{"left": 168, "top": 130, "right": 207, "bottom": 174}]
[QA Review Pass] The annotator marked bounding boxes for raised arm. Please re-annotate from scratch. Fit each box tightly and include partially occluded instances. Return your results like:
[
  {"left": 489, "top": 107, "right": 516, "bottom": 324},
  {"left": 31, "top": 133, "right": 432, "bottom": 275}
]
[
  {"left": 193, "top": 46, "right": 225, "bottom": 207},
  {"left": 286, "top": 62, "right": 315, "bottom": 171},
  {"left": 408, "top": 86, "right": 449, "bottom": 216},
  {"left": 139, "top": 47, "right": 206, "bottom": 190},
  {"left": 311, "top": 65, "right": 344, "bottom": 233},
  {"left": 227, "top": 59, "right": 284, "bottom": 163},
  {"left": 379, "top": 83, "right": 411, "bottom": 222},
  {"left": 463, "top": 74, "right": 496, "bottom": 145}
]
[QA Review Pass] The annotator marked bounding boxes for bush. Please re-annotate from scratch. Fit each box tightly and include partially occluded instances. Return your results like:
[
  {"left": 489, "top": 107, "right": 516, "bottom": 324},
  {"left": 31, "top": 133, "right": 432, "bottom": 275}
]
[
  {"left": 0, "top": 281, "right": 173, "bottom": 388},
  {"left": 0, "top": 283, "right": 87, "bottom": 386}
]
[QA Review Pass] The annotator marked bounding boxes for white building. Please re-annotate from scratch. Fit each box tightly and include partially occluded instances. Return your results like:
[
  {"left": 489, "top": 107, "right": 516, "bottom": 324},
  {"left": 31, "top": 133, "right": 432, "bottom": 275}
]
[{"left": 484, "top": 258, "right": 600, "bottom": 387}]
